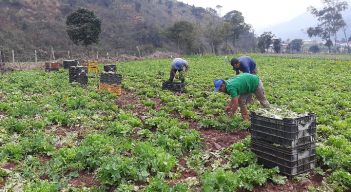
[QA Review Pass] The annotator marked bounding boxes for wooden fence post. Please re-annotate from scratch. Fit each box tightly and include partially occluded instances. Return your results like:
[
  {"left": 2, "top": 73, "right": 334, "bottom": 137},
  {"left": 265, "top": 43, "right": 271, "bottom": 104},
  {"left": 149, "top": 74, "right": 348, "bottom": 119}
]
[
  {"left": 97, "top": 52, "right": 98, "bottom": 59},
  {"left": 107, "top": 52, "right": 109, "bottom": 60},
  {"left": 12, "top": 50, "right": 15, "bottom": 65},
  {"left": 35, "top": 50, "right": 38, "bottom": 65},
  {"left": 50, "top": 47, "right": 53, "bottom": 61},
  {"left": 136, "top": 46, "right": 141, "bottom": 58},
  {"left": 68, "top": 51, "right": 70, "bottom": 59}
]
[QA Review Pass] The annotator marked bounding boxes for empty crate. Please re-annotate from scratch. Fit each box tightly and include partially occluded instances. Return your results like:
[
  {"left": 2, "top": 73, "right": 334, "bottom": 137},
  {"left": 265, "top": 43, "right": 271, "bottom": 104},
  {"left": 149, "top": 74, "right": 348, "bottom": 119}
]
[
  {"left": 252, "top": 139, "right": 315, "bottom": 176},
  {"left": 45, "top": 62, "right": 59, "bottom": 73}
]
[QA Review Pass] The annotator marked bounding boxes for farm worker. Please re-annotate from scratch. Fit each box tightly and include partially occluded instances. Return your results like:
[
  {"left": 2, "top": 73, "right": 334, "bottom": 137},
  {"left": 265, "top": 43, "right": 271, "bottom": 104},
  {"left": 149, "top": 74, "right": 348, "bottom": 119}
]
[
  {"left": 169, "top": 58, "right": 189, "bottom": 83},
  {"left": 213, "top": 73, "right": 270, "bottom": 121},
  {"left": 231, "top": 56, "right": 258, "bottom": 105},
  {"left": 230, "top": 56, "right": 257, "bottom": 75}
]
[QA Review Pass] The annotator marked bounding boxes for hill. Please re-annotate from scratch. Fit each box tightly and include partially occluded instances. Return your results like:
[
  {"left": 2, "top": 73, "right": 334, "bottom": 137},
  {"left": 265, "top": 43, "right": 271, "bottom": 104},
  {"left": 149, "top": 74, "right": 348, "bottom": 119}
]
[{"left": 0, "top": 0, "right": 213, "bottom": 59}]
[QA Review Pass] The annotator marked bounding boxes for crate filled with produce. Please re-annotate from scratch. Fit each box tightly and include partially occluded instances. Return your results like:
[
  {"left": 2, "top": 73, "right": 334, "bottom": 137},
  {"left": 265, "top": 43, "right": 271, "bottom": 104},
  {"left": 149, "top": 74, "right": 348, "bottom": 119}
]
[
  {"left": 69, "top": 66, "right": 88, "bottom": 85},
  {"left": 250, "top": 107, "right": 316, "bottom": 176}
]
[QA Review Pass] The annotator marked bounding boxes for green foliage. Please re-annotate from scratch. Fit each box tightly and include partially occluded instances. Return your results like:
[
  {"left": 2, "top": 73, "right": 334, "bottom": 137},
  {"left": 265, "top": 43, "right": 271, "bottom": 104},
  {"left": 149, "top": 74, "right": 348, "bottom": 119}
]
[
  {"left": 76, "top": 134, "right": 119, "bottom": 169},
  {"left": 141, "top": 178, "right": 188, "bottom": 192},
  {"left": 67, "top": 97, "right": 88, "bottom": 110},
  {"left": 309, "top": 45, "right": 320, "bottom": 53},
  {"left": 66, "top": 7, "right": 102, "bottom": 47},
  {"left": 106, "top": 121, "right": 133, "bottom": 137},
  {"left": 229, "top": 150, "right": 257, "bottom": 168},
  {"left": 328, "top": 170, "right": 351, "bottom": 190},
  {"left": 0, "top": 143, "right": 25, "bottom": 160},
  {"left": 183, "top": 149, "right": 210, "bottom": 169},
  {"left": 141, "top": 100, "right": 156, "bottom": 109},
  {"left": 201, "top": 169, "right": 240, "bottom": 191},
  {"left": 257, "top": 32, "right": 275, "bottom": 53},
  {"left": 23, "top": 180, "right": 62, "bottom": 192},
  {"left": 287, "top": 39, "right": 303, "bottom": 52},
  {"left": 2, "top": 117, "right": 27, "bottom": 133},
  {"left": 97, "top": 155, "right": 138, "bottom": 185},
  {"left": 131, "top": 142, "right": 178, "bottom": 179},
  {"left": 149, "top": 133, "right": 183, "bottom": 157}
]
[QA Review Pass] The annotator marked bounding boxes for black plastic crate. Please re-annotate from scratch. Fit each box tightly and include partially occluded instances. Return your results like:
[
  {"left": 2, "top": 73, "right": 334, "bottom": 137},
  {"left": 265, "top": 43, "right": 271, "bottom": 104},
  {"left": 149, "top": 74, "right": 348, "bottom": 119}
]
[
  {"left": 100, "top": 73, "right": 122, "bottom": 84},
  {"left": 162, "top": 81, "right": 185, "bottom": 93},
  {"left": 173, "top": 82, "right": 185, "bottom": 93},
  {"left": 69, "top": 66, "right": 88, "bottom": 85},
  {"left": 104, "top": 64, "right": 117, "bottom": 72},
  {"left": 257, "top": 157, "right": 315, "bottom": 176},
  {"left": 64, "top": 60, "right": 78, "bottom": 69},
  {"left": 252, "top": 138, "right": 316, "bottom": 176},
  {"left": 45, "top": 68, "right": 59, "bottom": 73},
  {"left": 251, "top": 139, "right": 315, "bottom": 161},
  {"left": 162, "top": 81, "right": 173, "bottom": 91},
  {"left": 251, "top": 130, "right": 316, "bottom": 147},
  {"left": 251, "top": 111, "right": 316, "bottom": 147}
]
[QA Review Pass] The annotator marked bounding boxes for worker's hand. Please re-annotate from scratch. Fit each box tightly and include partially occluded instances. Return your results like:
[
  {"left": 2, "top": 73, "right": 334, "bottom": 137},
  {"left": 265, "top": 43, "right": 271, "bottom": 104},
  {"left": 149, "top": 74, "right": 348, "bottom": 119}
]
[
  {"left": 175, "top": 74, "right": 178, "bottom": 79},
  {"left": 228, "top": 112, "right": 233, "bottom": 119},
  {"left": 225, "top": 106, "right": 231, "bottom": 112},
  {"left": 184, "top": 72, "right": 187, "bottom": 76}
]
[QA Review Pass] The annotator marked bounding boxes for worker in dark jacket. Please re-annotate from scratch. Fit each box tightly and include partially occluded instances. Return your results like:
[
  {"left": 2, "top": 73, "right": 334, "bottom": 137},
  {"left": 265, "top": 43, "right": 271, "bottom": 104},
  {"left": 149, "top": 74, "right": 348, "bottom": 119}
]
[
  {"left": 231, "top": 56, "right": 258, "bottom": 105},
  {"left": 213, "top": 73, "right": 270, "bottom": 121},
  {"left": 231, "top": 56, "right": 257, "bottom": 75}
]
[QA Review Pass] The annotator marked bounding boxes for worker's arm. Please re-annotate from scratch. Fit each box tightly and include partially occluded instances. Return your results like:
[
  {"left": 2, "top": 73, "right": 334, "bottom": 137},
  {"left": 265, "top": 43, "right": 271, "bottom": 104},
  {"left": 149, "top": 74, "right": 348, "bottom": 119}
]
[
  {"left": 225, "top": 97, "right": 239, "bottom": 118},
  {"left": 236, "top": 70, "right": 240, "bottom": 75},
  {"left": 171, "top": 69, "right": 178, "bottom": 79},
  {"left": 184, "top": 66, "right": 189, "bottom": 76}
]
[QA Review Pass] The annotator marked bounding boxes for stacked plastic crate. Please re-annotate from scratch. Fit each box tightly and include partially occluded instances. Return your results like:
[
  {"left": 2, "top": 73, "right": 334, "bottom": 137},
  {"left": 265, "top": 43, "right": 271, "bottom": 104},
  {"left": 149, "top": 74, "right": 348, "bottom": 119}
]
[
  {"left": 69, "top": 66, "right": 88, "bottom": 85},
  {"left": 250, "top": 111, "right": 317, "bottom": 176},
  {"left": 63, "top": 60, "right": 78, "bottom": 69},
  {"left": 45, "top": 62, "right": 59, "bottom": 72},
  {"left": 104, "top": 64, "right": 117, "bottom": 73},
  {"left": 84, "top": 61, "right": 98, "bottom": 73},
  {"left": 99, "top": 71, "right": 122, "bottom": 95}
]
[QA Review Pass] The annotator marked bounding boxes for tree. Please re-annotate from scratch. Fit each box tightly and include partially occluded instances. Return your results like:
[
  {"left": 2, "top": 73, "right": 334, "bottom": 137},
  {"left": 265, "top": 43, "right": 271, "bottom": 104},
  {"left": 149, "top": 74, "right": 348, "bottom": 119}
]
[
  {"left": 165, "top": 21, "right": 195, "bottom": 54},
  {"left": 66, "top": 7, "right": 102, "bottom": 47},
  {"left": 135, "top": 2, "right": 141, "bottom": 12},
  {"left": 202, "top": 12, "right": 223, "bottom": 55},
  {"left": 287, "top": 39, "right": 303, "bottom": 52},
  {"left": 257, "top": 32, "right": 275, "bottom": 53},
  {"left": 309, "top": 45, "right": 320, "bottom": 53},
  {"left": 165, "top": 1, "right": 173, "bottom": 9},
  {"left": 222, "top": 10, "right": 250, "bottom": 54},
  {"left": 342, "top": 24, "right": 350, "bottom": 53},
  {"left": 308, "top": 0, "right": 348, "bottom": 53},
  {"left": 273, "top": 38, "right": 281, "bottom": 53}
]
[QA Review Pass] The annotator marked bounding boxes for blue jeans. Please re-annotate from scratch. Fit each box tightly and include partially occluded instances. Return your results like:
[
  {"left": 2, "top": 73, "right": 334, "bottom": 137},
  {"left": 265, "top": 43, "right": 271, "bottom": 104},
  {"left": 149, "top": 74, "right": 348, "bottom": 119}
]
[{"left": 169, "top": 69, "right": 183, "bottom": 82}]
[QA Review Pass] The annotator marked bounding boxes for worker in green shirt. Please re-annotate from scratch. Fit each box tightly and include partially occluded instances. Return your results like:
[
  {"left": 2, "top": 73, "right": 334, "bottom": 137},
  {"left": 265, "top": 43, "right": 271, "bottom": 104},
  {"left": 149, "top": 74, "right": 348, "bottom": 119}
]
[{"left": 213, "top": 73, "right": 270, "bottom": 121}]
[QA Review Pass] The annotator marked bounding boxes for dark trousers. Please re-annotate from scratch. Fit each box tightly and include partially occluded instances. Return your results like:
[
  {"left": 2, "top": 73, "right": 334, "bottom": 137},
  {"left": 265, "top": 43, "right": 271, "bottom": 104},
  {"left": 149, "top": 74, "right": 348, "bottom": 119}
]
[{"left": 169, "top": 69, "right": 183, "bottom": 82}]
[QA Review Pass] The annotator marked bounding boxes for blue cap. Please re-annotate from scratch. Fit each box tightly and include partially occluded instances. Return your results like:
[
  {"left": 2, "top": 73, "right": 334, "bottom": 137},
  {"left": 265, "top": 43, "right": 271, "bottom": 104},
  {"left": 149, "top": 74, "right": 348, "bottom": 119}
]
[
  {"left": 213, "top": 79, "right": 224, "bottom": 92},
  {"left": 175, "top": 61, "right": 182, "bottom": 70}
]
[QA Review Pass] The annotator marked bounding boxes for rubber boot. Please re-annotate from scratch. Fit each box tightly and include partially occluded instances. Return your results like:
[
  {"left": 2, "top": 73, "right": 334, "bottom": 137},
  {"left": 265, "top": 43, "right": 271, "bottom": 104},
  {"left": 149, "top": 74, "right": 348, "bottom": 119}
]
[{"left": 241, "top": 108, "right": 250, "bottom": 122}]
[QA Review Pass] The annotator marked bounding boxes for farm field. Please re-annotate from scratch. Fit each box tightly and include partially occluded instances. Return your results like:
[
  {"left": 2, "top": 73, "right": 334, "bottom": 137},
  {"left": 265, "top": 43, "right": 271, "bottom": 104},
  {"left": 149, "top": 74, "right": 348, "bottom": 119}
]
[{"left": 1, "top": 54, "right": 351, "bottom": 191}]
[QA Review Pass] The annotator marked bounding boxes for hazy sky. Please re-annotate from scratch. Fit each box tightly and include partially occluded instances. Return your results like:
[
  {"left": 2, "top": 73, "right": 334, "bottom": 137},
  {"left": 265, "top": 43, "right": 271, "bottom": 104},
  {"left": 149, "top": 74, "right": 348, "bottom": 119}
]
[{"left": 179, "top": 0, "right": 344, "bottom": 31}]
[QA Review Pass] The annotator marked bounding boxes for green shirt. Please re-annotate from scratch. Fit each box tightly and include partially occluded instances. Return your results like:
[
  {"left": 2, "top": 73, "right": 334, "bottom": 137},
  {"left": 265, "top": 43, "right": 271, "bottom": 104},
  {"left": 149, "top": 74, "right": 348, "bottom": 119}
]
[{"left": 225, "top": 73, "right": 260, "bottom": 98}]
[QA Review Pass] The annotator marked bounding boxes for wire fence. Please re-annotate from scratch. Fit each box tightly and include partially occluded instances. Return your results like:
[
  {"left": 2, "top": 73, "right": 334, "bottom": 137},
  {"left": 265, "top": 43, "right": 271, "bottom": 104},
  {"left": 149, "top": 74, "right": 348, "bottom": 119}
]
[{"left": 0, "top": 49, "right": 123, "bottom": 66}]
